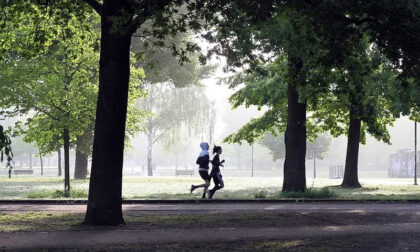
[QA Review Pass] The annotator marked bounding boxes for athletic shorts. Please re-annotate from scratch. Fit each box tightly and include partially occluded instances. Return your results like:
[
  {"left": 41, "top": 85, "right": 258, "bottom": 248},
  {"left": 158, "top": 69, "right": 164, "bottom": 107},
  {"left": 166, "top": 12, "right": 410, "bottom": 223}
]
[{"left": 199, "top": 171, "right": 210, "bottom": 180}]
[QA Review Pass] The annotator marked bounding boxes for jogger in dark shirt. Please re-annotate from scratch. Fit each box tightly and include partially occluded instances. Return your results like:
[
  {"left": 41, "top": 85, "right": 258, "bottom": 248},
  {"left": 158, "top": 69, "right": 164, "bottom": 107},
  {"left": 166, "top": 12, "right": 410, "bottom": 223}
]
[
  {"left": 191, "top": 142, "right": 211, "bottom": 199},
  {"left": 209, "top": 145, "right": 225, "bottom": 199}
]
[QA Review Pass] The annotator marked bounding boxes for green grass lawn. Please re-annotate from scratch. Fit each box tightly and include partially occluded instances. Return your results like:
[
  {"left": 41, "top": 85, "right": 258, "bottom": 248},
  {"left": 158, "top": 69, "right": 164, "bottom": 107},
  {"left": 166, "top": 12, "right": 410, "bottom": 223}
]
[{"left": 1, "top": 176, "right": 420, "bottom": 200}]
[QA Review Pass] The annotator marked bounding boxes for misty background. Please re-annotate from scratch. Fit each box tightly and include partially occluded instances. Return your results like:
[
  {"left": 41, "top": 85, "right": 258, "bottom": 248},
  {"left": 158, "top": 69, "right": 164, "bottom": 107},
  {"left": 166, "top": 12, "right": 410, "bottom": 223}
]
[{"left": 1, "top": 63, "right": 416, "bottom": 180}]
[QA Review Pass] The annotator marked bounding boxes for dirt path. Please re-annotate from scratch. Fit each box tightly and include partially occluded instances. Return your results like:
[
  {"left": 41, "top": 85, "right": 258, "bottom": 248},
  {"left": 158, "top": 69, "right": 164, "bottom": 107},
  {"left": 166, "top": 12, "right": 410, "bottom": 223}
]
[
  {"left": 1, "top": 202, "right": 420, "bottom": 213},
  {"left": 1, "top": 222, "right": 420, "bottom": 250},
  {"left": 2, "top": 202, "right": 420, "bottom": 250}
]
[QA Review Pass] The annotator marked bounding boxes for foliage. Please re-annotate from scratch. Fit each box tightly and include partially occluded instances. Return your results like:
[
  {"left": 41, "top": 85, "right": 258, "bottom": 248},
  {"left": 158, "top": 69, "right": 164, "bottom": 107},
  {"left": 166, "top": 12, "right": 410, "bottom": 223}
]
[
  {"left": 0, "top": 125, "right": 13, "bottom": 177},
  {"left": 261, "top": 133, "right": 331, "bottom": 161},
  {"left": 0, "top": 15, "right": 146, "bottom": 156},
  {"left": 223, "top": 23, "right": 403, "bottom": 149},
  {"left": 0, "top": 10, "right": 99, "bottom": 154},
  {"left": 135, "top": 32, "right": 216, "bottom": 159},
  {"left": 0, "top": 1, "right": 95, "bottom": 61},
  {"left": 141, "top": 83, "right": 212, "bottom": 149},
  {"left": 311, "top": 41, "right": 402, "bottom": 145},
  {"left": 253, "top": 190, "right": 267, "bottom": 199},
  {"left": 133, "top": 33, "right": 215, "bottom": 88}
]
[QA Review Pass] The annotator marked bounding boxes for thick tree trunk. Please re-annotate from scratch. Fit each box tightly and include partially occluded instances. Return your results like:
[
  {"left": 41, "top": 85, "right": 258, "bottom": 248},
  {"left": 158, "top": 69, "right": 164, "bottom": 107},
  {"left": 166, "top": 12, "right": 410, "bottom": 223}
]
[
  {"left": 282, "top": 58, "right": 307, "bottom": 192},
  {"left": 58, "top": 149, "right": 62, "bottom": 176},
  {"left": 75, "top": 150, "right": 88, "bottom": 180},
  {"left": 74, "top": 135, "right": 88, "bottom": 180},
  {"left": 84, "top": 6, "right": 132, "bottom": 225},
  {"left": 341, "top": 108, "right": 362, "bottom": 188},
  {"left": 147, "top": 134, "right": 153, "bottom": 176},
  {"left": 63, "top": 128, "right": 70, "bottom": 196}
]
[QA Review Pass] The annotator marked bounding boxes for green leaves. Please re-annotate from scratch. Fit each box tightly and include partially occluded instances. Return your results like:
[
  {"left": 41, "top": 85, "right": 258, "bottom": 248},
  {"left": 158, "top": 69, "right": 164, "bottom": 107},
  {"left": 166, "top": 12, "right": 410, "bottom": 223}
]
[
  {"left": 0, "top": 6, "right": 145, "bottom": 155},
  {"left": 0, "top": 125, "right": 13, "bottom": 178},
  {"left": 260, "top": 132, "right": 331, "bottom": 161}
]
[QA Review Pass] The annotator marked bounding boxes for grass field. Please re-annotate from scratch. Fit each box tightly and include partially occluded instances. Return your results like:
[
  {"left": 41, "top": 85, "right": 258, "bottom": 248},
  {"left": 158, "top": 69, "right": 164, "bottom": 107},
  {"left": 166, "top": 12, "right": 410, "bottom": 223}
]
[{"left": 1, "top": 176, "right": 420, "bottom": 200}]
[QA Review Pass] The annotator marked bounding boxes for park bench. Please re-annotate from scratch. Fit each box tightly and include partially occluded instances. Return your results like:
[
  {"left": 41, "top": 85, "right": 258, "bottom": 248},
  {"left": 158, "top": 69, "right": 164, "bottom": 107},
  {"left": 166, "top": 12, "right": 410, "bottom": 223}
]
[
  {"left": 175, "top": 167, "right": 194, "bottom": 176},
  {"left": 13, "top": 169, "right": 34, "bottom": 175}
]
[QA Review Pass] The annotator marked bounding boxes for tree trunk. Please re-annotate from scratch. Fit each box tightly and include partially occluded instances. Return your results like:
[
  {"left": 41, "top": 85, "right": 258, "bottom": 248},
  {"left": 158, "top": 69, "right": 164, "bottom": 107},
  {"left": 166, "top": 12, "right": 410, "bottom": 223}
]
[
  {"left": 29, "top": 152, "right": 32, "bottom": 170},
  {"left": 282, "top": 58, "right": 307, "bottom": 192},
  {"left": 84, "top": 5, "right": 132, "bottom": 225},
  {"left": 58, "top": 149, "right": 62, "bottom": 176},
  {"left": 74, "top": 135, "right": 88, "bottom": 180},
  {"left": 147, "top": 134, "right": 153, "bottom": 176},
  {"left": 39, "top": 152, "right": 43, "bottom": 176},
  {"left": 313, "top": 156, "right": 316, "bottom": 179},
  {"left": 63, "top": 128, "right": 70, "bottom": 196},
  {"left": 341, "top": 108, "right": 362, "bottom": 188},
  {"left": 75, "top": 150, "right": 88, "bottom": 180}
]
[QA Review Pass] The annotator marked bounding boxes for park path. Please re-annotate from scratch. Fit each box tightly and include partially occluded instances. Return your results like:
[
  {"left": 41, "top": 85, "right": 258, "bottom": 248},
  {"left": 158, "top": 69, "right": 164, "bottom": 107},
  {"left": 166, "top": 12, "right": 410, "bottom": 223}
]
[
  {"left": 1, "top": 202, "right": 420, "bottom": 213},
  {"left": 2, "top": 202, "right": 420, "bottom": 250},
  {"left": 1, "top": 222, "right": 420, "bottom": 250}
]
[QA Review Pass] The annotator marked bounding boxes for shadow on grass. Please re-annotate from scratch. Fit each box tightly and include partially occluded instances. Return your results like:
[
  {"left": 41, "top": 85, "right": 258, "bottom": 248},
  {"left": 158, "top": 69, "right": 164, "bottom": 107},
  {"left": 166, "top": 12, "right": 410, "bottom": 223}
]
[
  {"left": 93, "top": 233, "right": 418, "bottom": 252},
  {"left": 3, "top": 210, "right": 420, "bottom": 233}
]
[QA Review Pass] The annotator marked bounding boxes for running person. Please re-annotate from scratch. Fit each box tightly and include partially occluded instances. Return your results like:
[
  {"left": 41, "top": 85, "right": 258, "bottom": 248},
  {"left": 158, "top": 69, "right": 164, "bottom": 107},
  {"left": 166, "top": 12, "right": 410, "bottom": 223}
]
[
  {"left": 191, "top": 142, "right": 211, "bottom": 199},
  {"left": 208, "top": 145, "right": 225, "bottom": 199}
]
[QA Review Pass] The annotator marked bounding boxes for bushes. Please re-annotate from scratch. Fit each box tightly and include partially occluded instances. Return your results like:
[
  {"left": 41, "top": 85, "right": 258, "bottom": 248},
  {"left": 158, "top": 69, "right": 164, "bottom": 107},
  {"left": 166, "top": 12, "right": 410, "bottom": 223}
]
[
  {"left": 27, "top": 189, "right": 88, "bottom": 199},
  {"left": 279, "top": 187, "right": 337, "bottom": 199},
  {"left": 254, "top": 190, "right": 268, "bottom": 199}
]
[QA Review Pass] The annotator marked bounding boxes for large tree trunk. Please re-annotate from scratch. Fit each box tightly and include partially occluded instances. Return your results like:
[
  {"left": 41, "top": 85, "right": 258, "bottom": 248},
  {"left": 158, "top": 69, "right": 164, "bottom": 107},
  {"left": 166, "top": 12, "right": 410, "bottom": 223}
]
[
  {"left": 63, "top": 128, "right": 70, "bottom": 196},
  {"left": 147, "top": 134, "right": 153, "bottom": 176},
  {"left": 342, "top": 108, "right": 362, "bottom": 188},
  {"left": 84, "top": 5, "right": 132, "bottom": 225},
  {"left": 74, "top": 135, "right": 89, "bottom": 180},
  {"left": 282, "top": 58, "right": 307, "bottom": 192},
  {"left": 58, "top": 149, "right": 62, "bottom": 176}
]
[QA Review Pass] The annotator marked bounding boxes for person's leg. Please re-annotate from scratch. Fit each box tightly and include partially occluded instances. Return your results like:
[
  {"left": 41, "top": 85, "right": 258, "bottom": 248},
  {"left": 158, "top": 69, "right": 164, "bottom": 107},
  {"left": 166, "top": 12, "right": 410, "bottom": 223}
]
[
  {"left": 218, "top": 174, "right": 224, "bottom": 189},
  {"left": 191, "top": 172, "right": 210, "bottom": 193},
  {"left": 202, "top": 179, "right": 210, "bottom": 199},
  {"left": 209, "top": 174, "right": 221, "bottom": 199},
  {"left": 209, "top": 173, "right": 224, "bottom": 199}
]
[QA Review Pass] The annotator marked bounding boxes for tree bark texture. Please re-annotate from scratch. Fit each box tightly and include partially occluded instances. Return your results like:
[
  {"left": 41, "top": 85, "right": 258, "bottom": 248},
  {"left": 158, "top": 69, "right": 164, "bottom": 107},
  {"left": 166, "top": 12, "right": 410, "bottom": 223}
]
[
  {"left": 58, "top": 149, "right": 62, "bottom": 177},
  {"left": 84, "top": 2, "right": 132, "bottom": 225},
  {"left": 63, "top": 128, "right": 71, "bottom": 195},
  {"left": 29, "top": 152, "right": 32, "bottom": 170},
  {"left": 147, "top": 134, "right": 153, "bottom": 176},
  {"left": 39, "top": 152, "right": 43, "bottom": 176},
  {"left": 74, "top": 135, "right": 89, "bottom": 180},
  {"left": 282, "top": 58, "right": 307, "bottom": 192},
  {"left": 75, "top": 150, "right": 88, "bottom": 180},
  {"left": 342, "top": 108, "right": 362, "bottom": 188}
]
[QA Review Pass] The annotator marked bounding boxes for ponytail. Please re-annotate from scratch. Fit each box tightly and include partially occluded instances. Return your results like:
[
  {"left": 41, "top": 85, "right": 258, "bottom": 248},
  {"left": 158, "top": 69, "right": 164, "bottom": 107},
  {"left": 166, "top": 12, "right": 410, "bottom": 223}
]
[{"left": 213, "top": 145, "right": 221, "bottom": 154}]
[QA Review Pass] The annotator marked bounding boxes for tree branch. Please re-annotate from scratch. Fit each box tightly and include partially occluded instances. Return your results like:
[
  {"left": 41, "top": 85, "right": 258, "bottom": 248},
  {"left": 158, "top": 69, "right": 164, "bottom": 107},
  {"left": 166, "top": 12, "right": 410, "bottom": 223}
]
[
  {"left": 127, "top": 0, "right": 172, "bottom": 35},
  {"left": 82, "top": 0, "right": 103, "bottom": 16}
]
